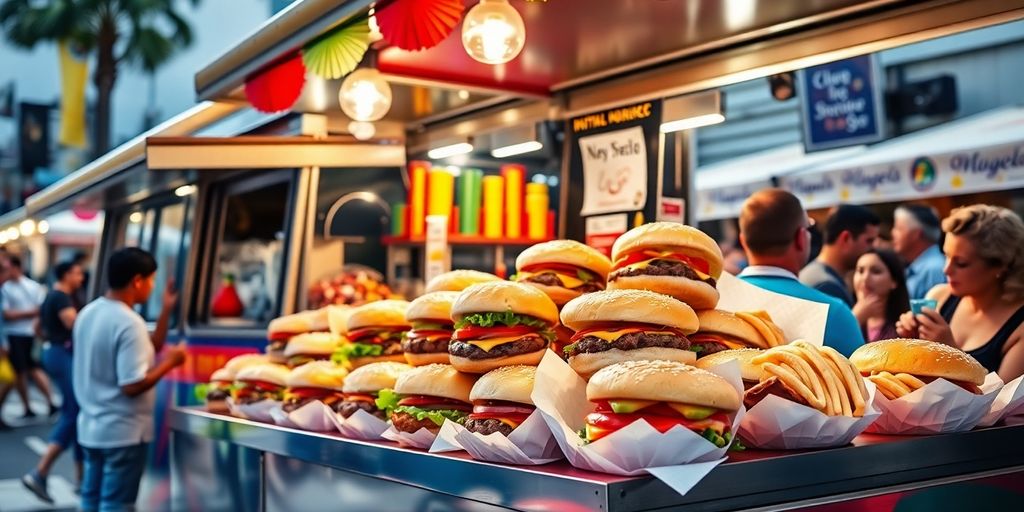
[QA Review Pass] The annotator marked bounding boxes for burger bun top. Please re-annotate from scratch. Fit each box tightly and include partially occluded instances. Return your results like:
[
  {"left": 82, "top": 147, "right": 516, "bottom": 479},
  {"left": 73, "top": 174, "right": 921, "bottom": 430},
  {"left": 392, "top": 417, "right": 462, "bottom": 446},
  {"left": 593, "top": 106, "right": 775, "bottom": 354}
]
[
  {"left": 235, "top": 363, "right": 291, "bottom": 387},
  {"left": 561, "top": 289, "right": 698, "bottom": 333},
  {"left": 425, "top": 270, "right": 502, "bottom": 293},
  {"left": 588, "top": 359, "right": 740, "bottom": 411},
  {"left": 223, "top": 353, "right": 271, "bottom": 374},
  {"left": 515, "top": 240, "right": 612, "bottom": 279},
  {"left": 451, "top": 281, "right": 559, "bottom": 325},
  {"left": 850, "top": 338, "right": 987, "bottom": 385},
  {"left": 283, "top": 332, "right": 342, "bottom": 357},
  {"left": 347, "top": 300, "right": 411, "bottom": 331},
  {"left": 394, "top": 364, "right": 476, "bottom": 403},
  {"left": 286, "top": 361, "right": 348, "bottom": 390},
  {"left": 611, "top": 222, "right": 724, "bottom": 278},
  {"left": 342, "top": 361, "right": 413, "bottom": 393},
  {"left": 406, "top": 292, "right": 459, "bottom": 323},
  {"left": 695, "top": 348, "right": 764, "bottom": 382},
  {"left": 469, "top": 365, "right": 535, "bottom": 405}
]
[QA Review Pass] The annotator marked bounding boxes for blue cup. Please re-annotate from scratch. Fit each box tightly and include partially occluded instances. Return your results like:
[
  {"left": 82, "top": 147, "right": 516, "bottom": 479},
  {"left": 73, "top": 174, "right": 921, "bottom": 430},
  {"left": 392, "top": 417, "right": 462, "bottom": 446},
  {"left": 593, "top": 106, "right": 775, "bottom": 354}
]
[{"left": 910, "top": 298, "right": 938, "bottom": 315}]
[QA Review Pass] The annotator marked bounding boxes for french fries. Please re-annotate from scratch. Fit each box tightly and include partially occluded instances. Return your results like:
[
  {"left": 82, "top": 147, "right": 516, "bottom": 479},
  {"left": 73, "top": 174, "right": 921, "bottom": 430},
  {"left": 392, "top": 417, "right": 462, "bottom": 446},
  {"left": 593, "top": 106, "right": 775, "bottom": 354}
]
[
  {"left": 866, "top": 371, "right": 927, "bottom": 400},
  {"left": 735, "top": 311, "right": 787, "bottom": 348},
  {"left": 751, "top": 341, "right": 869, "bottom": 417}
]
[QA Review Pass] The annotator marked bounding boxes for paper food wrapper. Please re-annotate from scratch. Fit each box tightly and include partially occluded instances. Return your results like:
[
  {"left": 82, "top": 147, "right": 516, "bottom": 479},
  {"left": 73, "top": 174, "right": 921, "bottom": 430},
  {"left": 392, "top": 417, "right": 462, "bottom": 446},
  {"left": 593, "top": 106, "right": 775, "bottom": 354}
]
[
  {"left": 430, "top": 410, "right": 563, "bottom": 465},
  {"left": 717, "top": 272, "right": 829, "bottom": 346},
  {"left": 982, "top": 375, "right": 1024, "bottom": 427},
  {"left": 269, "top": 404, "right": 299, "bottom": 428},
  {"left": 738, "top": 380, "right": 881, "bottom": 449},
  {"left": 329, "top": 409, "right": 390, "bottom": 440},
  {"left": 868, "top": 373, "right": 1003, "bottom": 434},
  {"left": 227, "top": 398, "right": 280, "bottom": 423},
  {"left": 531, "top": 350, "right": 744, "bottom": 495},
  {"left": 286, "top": 401, "right": 338, "bottom": 432},
  {"left": 381, "top": 425, "right": 442, "bottom": 450}
]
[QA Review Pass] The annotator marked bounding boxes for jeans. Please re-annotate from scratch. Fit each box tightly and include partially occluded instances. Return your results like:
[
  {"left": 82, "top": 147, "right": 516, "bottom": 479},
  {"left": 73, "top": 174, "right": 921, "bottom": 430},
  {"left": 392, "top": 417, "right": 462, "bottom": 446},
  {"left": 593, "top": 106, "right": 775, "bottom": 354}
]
[
  {"left": 41, "top": 343, "right": 83, "bottom": 462},
  {"left": 80, "top": 443, "right": 149, "bottom": 512}
]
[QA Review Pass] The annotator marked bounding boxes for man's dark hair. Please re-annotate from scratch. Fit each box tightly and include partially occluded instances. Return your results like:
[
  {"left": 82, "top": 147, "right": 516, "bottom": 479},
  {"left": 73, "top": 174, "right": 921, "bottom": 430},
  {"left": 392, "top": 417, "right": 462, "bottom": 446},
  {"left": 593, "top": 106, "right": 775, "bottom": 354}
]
[
  {"left": 823, "top": 204, "right": 881, "bottom": 244},
  {"left": 55, "top": 261, "right": 78, "bottom": 282},
  {"left": 73, "top": 251, "right": 88, "bottom": 265},
  {"left": 8, "top": 254, "right": 22, "bottom": 269},
  {"left": 107, "top": 248, "right": 157, "bottom": 289},
  {"left": 740, "top": 188, "right": 807, "bottom": 256}
]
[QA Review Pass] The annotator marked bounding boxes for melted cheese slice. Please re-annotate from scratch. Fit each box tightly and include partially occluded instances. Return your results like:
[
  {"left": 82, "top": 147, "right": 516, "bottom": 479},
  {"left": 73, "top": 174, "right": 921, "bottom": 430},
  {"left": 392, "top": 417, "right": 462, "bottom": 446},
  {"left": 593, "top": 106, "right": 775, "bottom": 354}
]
[
  {"left": 467, "top": 334, "right": 540, "bottom": 352},
  {"left": 582, "top": 328, "right": 678, "bottom": 342},
  {"left": 616, "top": 257, "right": 711, "bottom": 280},
  {"left": 518, "top": 270, "right": 586, "bottom": 289}
]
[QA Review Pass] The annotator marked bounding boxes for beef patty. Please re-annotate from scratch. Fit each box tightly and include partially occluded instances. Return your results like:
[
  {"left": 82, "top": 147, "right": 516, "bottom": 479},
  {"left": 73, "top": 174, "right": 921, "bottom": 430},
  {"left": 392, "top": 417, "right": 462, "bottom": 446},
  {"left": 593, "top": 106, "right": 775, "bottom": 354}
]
[
  {"left": 402, "top": 335, "right": 450, "bottom": 354},
  {"left": 338, "top": 400, "right": 383, "bottom": 419},
  {"left": 564, "top": 332, "right": 690, "bottom": 358},
  {"left": 522, "top": 273, "right": 603, "bottom": 293},
  {"left": 449, "top": 335, "right": 548, "bottom": 360},
  {"left": 391, "top": 411, "right": 441, "bottom": 433},
  {"left": 609, "top": 259, "right": 716, "bottom": 287},
  {"left": 464, "top": 418, "right": 514, "bottom": 437}
]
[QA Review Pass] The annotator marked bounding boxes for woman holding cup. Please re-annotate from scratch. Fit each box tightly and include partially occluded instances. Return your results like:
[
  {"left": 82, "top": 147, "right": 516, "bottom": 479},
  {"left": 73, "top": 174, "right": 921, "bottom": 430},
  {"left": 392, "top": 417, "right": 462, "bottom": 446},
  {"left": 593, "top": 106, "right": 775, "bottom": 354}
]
[{"left": 896, "top": 205, "right": 1024, "bottom": 382}]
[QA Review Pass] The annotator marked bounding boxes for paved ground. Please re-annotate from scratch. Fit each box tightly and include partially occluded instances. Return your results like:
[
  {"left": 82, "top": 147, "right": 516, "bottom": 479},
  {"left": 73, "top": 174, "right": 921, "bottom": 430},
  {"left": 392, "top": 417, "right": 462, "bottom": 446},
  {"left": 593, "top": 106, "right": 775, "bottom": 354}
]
[{"left": 0, "top": 387, "right": 79, "bottom": 512}]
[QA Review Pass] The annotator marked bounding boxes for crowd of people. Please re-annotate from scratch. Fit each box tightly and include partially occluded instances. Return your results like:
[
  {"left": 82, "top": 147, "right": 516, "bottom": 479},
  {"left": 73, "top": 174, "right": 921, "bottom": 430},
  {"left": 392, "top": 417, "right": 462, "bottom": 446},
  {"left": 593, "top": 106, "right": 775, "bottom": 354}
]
[
  {"left": 733, "top": 189, "right": 1024, "bottom": 383},
  {"left": 0, "top": 247, "right": 183, "bottom": 511}
]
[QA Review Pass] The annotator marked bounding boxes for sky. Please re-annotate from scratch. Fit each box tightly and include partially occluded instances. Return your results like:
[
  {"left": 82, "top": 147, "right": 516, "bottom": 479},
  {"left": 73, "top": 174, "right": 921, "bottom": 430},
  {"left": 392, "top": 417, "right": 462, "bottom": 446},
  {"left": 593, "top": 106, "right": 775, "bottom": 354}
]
[{"left": 0, "top": 0, "right": 272, "bottom": 151}]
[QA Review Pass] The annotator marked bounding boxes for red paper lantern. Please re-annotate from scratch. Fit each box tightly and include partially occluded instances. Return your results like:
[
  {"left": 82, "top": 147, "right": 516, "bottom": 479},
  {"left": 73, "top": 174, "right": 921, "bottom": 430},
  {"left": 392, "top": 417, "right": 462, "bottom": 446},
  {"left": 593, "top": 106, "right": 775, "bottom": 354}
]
[
  {"left": 376, "top": 0, "right": 464, "bottom": 52},
  {"left": 244, "top": 54, "right": 307, "bottom": 113}
]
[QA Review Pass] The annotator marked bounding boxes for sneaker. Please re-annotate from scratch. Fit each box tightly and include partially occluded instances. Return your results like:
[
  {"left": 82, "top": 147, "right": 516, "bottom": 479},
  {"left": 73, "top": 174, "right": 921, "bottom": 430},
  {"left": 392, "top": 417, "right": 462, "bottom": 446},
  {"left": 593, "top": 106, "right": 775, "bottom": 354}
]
[{"left": 21, "top": 472, "right": 53, "bottom": 504}]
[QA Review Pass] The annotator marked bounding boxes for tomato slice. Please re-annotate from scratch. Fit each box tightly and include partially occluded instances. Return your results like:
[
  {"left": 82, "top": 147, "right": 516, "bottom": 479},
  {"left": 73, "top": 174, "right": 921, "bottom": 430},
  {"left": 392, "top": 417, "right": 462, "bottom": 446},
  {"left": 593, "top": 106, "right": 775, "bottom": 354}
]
[
  {"left": 406, "top": 329, "right": 452, "bottom": 340},
  {"left": 570, "top": 323, "right": 687, "bottom": 342},
  {"left": 399, "top": 395, "right": 472, "bottom": 410},
  {"left": 612, "top": 250, "right": 710, "bottom": 274},
  {"left": 268, "top": 331, "right": 297, "bottom": 342},
  {"left": 468, "top": 412, "right": 531, "bottom": 425},
  {"left": 343, "top": 393, "right": 376, "bottom": 403},
  {"left": 586, "top": 412, "right": 729, "bottom": 436},
  {"left": 287, "top": 387, "right": 334, "bottom": 399},
  {"left": 243, "top": 380, "right": 283, "bottom": 393},
  {"left": 453, "top": 325, "right": 537, "bottom": 341}
]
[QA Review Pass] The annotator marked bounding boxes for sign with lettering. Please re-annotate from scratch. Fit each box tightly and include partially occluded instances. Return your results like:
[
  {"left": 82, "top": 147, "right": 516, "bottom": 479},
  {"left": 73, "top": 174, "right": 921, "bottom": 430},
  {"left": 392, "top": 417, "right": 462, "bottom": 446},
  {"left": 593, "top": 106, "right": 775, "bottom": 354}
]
[
  {"left": 799, "top": 54, "right": 884, "bottom": 152},
  {"left": 565, "top": 101, "right": 662, "bottom": 240}
]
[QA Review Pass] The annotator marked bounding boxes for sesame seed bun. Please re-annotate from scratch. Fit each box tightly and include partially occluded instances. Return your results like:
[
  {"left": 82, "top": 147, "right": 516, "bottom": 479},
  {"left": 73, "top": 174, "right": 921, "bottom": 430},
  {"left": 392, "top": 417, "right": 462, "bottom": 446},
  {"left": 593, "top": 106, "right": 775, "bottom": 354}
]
[
  {"left": 286, "top": 361, "right": 348, "bottom": 390},
  {"left": 469, "top": 365, "right": 536, "bottom": 405},
  {"left": 283, "top": 332, "right": 343, "bottom": 357},
  {"left": 425, "top": 270, "right": 502, "bottom": 293},
  {"left": 516, "top": 240, "right": 612, "bottom": 279},
  {"left": 850, "top": 338, "right": 987, "bottom": 386},
  {"left": 235, "top": 364, "right": 291, "bottom": 387},
  {"left": 406, "top": 292, "right": 459, "bottom": 322},
  {"left": 393, "top": 364, "right": 476, "bottom": 403},
  {"left": 342, "top": 361, "right": 412, "bottom": 393},
  {"left": 347, "top": 300, "right": 411, "bottom": 331},
  {"left": 587, "top": 359, "right": 740, "bottom": 411},
  {"left": 560, "top": 289, "right": 698, "bottom": 333},
  {"left": 451, "top": 281, "right": 559, "bottom": 325},
  {"left": 610, "top": 222, "right": 724, "bottom": 279}
]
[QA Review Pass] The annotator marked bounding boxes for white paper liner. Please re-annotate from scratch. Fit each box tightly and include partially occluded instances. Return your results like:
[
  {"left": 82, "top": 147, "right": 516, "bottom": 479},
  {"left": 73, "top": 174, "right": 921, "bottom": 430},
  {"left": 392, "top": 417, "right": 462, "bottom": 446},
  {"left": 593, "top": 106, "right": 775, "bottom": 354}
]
[
  {"left": 531, "top": 350, "right": 745, "bottom": 490},
  {"left": 287, "top": 400, "right": 338, "bottom": 432},
  {"left": 381, "top": 425, "right": 441, "bottom": 449},
  {"left": 268, "top": 404, "right": 299, "bottom": 428},
  {"left": 328, "top": 408, "right": 390, "bottom": 440},
  {"left": 227, "top": 397, "right": 280, "bottom": 423},
  {"left": 867, "top": 372, "right": 1003, "bottom": 434},
  {"left": 717, "top": 272, "right": 829, "bottom": 346},
  {"left": 430, "top": 410, "right": 563, "bottom": 465},
  {"left": 982, "top": 375, "right": 1024, "bottom": 427}
]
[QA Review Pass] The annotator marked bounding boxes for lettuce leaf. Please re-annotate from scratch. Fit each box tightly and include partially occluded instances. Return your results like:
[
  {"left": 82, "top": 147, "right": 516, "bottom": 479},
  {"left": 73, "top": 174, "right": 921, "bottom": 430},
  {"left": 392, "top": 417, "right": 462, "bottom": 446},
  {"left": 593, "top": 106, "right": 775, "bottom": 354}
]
[
  {"left": 411, "top": 321, "right": 449, "bottom": 331},
  {"left": 194, "top": 383, "right": 209, "bottom": 402},
  {"left": 332, "top": 343, "right": 384, "bottom": 365},
  {"left": 455, "top": 310, "right": 550, "bottom": 330},
  {"left": 393, "top": 405, "right": 469, "bottom": 426},
  {"left": 576, "top": 269, "right": 595, "bottom": 282},
  {"left": 701, "top": 428, "right": 734, "bottom": 448},
  {"left": 374, "top": 388, "right": 401, "bottom": 418}
]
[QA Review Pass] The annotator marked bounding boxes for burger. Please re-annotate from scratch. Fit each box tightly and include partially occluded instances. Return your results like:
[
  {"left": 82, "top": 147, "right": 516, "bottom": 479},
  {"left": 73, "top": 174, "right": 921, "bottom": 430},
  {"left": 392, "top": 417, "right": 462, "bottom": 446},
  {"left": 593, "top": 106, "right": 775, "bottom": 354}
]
[
  {"left": 338, "top": 361, "right": 412, "bottom": 419},
  {"left": 283, "top": 332, "right": 343, "bottom": 367},
  {"left": 203, "top": 353, "right": 269, "bottom": 412},
  {"left": 850, "top": 338, "right": 987, "bottom": 398},
  {"left": 465, "top": 365, "right": 538, "bottom": 437},
  {"left": 560, "top": 289, "right": 698, "bottom": 379},
  {"left": 403, "top": 292, "right": 458, "bottom": 366},
  {"left": 513, "top": 240, "right": 612, "bottom": 307},
  {"left": 449, "top": 281, "right": 559, "bottom": 374},
  {"left": 607, "top": 222, "right": 724, "bottom": 310},
  {"left": 376, "top": 364, "right": 477, "bottom": 434},
  {"left": 695, "top": 349, "right": 765, "bottom": 390},
  {"left": 340, "top": 300, "right": 411, "bottom": 368},
  {"left": 583, "top": 360, "right": 740, "bottom": 447},
  {"left": 691, "top": 310, "right": 785, "bottom": 355},
  {"left": 266, "top": 312, "right": 315, "bottom": 361},
  {"left": 327, "top": 304, "right": 354, "bottom": 338},
  {"left": 282, "top": 361, "right": 349, "bottom": 413},
  {"left": 425, "top": 269, "right": 502, "bottom": 293},
  {"left": 232, "top": 363, "right": 291, "bottom": 405}
]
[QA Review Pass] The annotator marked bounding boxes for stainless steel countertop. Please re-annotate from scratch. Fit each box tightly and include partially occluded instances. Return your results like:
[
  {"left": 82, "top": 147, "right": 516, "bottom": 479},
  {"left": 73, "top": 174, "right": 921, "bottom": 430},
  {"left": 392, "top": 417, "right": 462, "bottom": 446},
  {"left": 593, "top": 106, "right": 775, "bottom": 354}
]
[{"left": 170, "top": 407, "right": 1024, "bottom": 511}]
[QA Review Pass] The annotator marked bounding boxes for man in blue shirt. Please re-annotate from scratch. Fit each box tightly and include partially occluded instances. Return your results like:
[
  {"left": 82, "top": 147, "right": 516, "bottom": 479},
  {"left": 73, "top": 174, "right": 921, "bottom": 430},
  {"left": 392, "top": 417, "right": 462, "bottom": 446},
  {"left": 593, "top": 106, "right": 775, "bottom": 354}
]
[
  {"left": 737, "top": 189, "right": 864, "bottom": 356},
  {"left": 892, "top": 204, "right": 946, "bottom": 300}
]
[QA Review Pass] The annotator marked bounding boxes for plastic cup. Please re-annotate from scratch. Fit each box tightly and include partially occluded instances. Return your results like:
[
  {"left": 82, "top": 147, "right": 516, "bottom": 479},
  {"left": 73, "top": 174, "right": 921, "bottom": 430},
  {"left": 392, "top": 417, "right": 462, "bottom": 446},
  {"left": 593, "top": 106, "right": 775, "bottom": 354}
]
[{"left": 910, "top": 298, "right": 938, "bottom": 315}]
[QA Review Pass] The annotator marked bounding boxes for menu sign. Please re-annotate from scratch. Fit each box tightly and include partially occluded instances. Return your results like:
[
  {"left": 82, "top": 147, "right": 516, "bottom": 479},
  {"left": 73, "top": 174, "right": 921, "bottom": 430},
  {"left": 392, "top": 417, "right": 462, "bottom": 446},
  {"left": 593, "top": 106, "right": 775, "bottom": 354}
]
[{"left": 799, "top": 54, "right": 884, "bottom": 152}]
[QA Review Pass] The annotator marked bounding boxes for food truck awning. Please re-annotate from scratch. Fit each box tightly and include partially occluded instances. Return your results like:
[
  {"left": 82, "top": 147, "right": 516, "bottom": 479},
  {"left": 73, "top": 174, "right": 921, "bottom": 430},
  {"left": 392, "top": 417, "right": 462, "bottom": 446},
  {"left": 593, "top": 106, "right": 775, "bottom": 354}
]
[
  {"left": 779, "top": 105, "right": 1024, "bottom": 209},
  {"left": 695, "top": 143, "right": 865, "bottom": 221}
]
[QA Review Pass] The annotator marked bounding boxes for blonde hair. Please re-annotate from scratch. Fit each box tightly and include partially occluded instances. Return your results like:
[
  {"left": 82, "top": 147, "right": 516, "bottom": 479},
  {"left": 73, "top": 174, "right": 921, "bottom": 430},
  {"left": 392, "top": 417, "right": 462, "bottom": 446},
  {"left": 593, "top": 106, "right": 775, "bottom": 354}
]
[{"left": 942, "top": 205, "right": 1024, "bottom": 302}]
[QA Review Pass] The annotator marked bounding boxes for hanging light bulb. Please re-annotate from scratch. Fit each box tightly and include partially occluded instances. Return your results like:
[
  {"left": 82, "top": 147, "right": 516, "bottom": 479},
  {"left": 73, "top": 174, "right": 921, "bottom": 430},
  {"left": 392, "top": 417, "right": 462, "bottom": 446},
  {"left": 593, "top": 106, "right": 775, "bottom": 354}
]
[
  {"left": 339, "top": 68, "right": 393, "bottom": 122},
  {"left": 348, "top": 121, "right": 376, "bottom": 141},
  {"left": 462, "top": 0, "right": 526, "bottom": 65}
]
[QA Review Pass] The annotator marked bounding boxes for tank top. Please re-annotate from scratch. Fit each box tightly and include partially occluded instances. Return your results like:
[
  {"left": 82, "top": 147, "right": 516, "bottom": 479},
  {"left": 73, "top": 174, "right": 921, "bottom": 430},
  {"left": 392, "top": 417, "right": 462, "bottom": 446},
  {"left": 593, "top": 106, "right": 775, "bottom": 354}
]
[{"left": 939, "top": 295, "right": 1024, "bottom": 372}]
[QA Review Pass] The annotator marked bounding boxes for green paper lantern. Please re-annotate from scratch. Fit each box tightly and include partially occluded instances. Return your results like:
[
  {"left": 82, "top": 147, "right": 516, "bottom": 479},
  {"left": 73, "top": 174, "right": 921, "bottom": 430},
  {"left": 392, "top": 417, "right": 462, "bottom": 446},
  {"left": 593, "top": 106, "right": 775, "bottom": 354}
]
[{"left": 303, "top": 18, "right": 371, "bottom": 80}]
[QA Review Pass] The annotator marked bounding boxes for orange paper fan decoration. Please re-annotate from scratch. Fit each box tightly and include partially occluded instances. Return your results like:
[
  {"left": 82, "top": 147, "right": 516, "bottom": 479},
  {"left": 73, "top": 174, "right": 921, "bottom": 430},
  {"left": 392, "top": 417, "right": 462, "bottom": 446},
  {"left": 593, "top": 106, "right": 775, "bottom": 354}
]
[
  {"left": 244, "top": 54, "right": 307, "bottom": 113},
  {"left": 376, "top": 0, "right": 464, "bottom": 52}
]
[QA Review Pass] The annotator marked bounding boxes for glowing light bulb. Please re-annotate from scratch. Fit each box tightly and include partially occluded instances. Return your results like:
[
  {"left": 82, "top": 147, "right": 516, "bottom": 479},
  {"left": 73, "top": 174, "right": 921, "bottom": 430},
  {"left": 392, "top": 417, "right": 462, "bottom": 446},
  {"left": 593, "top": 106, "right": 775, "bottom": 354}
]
[
  {"left": 339, "top": 68, "right": 392, "bottom": 122},
  {"left": 37, "top": 220, "right": 49, "bottom": 234},
  {"left": 462, "top": 0, "right": 526, "bottom": 65},
  {"left": 348, "top": 121, "right": 376, "bottom": 141},
  {"left": 19, "top": 219, "right": 35, "bottom": 237}
]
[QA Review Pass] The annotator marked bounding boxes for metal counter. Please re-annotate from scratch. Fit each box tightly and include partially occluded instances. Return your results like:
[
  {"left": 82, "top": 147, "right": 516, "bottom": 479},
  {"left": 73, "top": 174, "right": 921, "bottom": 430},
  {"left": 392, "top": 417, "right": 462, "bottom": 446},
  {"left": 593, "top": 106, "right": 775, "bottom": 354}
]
[{"left": 169, "top": 407, "right": 1024, "bottom": 511}]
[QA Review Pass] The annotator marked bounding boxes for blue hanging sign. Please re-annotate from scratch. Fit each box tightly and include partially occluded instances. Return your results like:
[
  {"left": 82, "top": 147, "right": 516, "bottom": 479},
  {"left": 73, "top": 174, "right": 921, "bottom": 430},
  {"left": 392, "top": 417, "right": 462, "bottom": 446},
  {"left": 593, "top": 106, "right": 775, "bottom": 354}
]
[{"left": 799, "top": 54, "right": 885, "bottom": 152}]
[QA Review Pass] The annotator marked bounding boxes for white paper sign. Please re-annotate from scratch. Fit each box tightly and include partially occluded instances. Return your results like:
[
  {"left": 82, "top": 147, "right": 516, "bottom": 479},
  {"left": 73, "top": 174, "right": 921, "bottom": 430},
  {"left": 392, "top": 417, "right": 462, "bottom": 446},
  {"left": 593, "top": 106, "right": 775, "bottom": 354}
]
[
  {"left": 716, "top": 272, "right": 829, "bottom": 346},
  {"left": 579, "top": 126, "right": 648, "bottom": 215}
]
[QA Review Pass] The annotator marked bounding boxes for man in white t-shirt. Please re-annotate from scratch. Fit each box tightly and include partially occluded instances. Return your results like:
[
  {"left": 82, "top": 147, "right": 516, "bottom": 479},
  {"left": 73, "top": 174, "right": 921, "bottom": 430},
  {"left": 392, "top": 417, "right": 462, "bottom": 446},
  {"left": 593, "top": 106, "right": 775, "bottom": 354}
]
[
  {"left": 0, "top": 254, "right": 55, "bottom": 417},
  {"left": 73, "top": 248, "right": 185, "bottom": 512}
]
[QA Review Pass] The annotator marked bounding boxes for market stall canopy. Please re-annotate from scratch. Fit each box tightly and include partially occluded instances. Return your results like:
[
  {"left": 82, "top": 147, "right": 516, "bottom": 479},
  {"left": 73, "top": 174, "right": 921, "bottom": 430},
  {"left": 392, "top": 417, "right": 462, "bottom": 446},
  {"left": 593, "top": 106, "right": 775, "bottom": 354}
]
[
  {"left": 695, "top": 143, "right": 865, "bottom": 221},
  {"left": 779, "top": 106, "right": 1024, "bottom": 209},
  {"left": 194, "top": 0, "right": 917, "bottom": 124}
]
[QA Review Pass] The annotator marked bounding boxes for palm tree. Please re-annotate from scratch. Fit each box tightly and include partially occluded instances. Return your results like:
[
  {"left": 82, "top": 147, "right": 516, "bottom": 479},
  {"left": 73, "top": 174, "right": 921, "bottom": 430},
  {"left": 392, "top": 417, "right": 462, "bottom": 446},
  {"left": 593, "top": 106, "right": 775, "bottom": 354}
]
[{"left": 0, "top": 0, "right": 197, "bottom": 158}]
